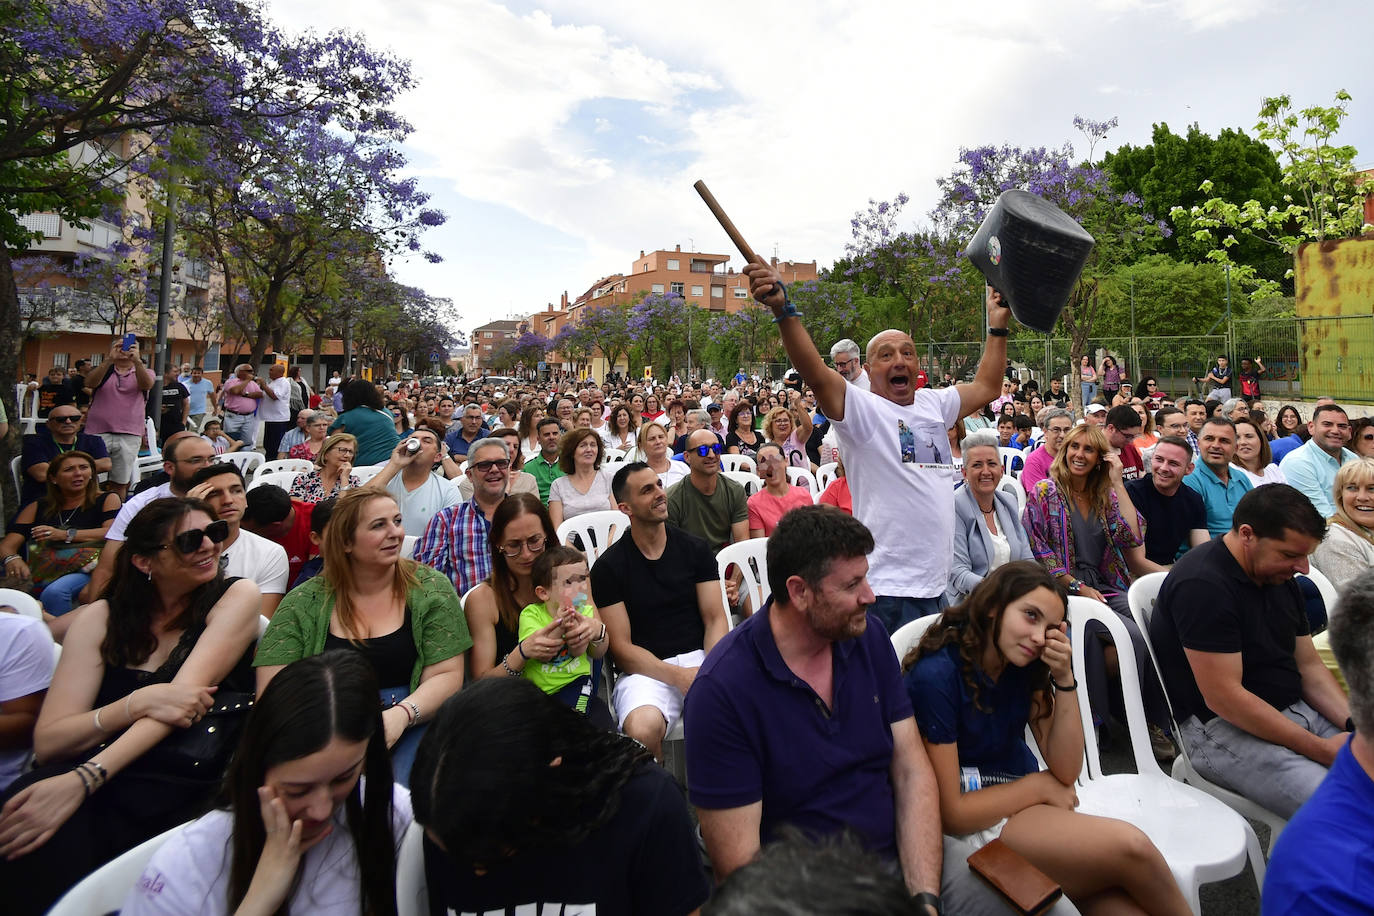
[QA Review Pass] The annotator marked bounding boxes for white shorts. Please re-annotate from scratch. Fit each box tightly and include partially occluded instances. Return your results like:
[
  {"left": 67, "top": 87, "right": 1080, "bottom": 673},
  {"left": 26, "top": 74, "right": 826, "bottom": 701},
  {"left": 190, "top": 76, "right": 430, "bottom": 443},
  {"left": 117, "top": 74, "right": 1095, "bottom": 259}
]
[
  {"left": 100, "top": 432, "right": 142, "bottom": 485},
  {"left": 612, "top": 649, "right": 706, "bottom": 733}
]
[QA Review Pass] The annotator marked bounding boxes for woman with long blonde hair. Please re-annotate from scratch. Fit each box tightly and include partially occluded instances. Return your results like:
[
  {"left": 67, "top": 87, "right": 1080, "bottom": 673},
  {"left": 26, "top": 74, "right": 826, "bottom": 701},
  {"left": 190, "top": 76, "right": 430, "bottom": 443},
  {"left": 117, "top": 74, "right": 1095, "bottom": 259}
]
[
  {"left": 1312, "top": 457, "right": 1374, "bottom": 592},
  {"left": 254, "top": 488, "right": 468, "bottom": 785}
]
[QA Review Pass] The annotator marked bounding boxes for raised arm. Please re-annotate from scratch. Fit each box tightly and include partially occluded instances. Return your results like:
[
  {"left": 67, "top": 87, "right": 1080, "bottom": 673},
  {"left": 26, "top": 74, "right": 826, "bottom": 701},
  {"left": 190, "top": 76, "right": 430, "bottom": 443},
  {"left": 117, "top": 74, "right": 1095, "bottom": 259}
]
[
  {"left": 743, "top": 260, "right": 848, "bottom": 422},
  {"left": 954, "top": 287, "right": 1010, "bottom": 419}
]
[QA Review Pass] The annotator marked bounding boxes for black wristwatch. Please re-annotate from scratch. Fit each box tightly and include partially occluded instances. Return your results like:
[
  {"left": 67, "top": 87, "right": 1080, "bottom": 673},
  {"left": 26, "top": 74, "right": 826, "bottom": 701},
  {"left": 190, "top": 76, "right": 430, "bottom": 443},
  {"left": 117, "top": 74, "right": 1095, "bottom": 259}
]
[{"left": 912, "top": 891, "right": 943, "bottom": 915}]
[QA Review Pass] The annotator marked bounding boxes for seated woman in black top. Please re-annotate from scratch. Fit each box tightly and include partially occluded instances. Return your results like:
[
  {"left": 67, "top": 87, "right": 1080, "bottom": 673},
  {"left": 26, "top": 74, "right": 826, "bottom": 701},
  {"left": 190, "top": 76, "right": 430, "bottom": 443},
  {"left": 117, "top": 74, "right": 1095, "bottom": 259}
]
[
  {"left": 0, "top": 497, "right": 262, "bottom": 915},
  {"left": 413, "top": 678, "right": 709, "bottom": 916}
]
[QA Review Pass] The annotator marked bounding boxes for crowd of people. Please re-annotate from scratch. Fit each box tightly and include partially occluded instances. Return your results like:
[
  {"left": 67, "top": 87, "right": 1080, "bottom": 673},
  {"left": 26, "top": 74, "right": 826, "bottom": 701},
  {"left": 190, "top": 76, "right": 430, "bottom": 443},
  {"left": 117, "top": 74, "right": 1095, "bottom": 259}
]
[{"left": 1, "top": 287, "right": 1371, "bottom": 914}]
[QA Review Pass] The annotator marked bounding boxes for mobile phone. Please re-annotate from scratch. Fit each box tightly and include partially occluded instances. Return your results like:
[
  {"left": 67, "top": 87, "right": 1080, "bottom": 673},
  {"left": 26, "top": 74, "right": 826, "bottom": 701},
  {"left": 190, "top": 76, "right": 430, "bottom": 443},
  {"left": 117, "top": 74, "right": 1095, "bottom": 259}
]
[{"left": 121, "top": 332, "right": 137, "bottom": 351}]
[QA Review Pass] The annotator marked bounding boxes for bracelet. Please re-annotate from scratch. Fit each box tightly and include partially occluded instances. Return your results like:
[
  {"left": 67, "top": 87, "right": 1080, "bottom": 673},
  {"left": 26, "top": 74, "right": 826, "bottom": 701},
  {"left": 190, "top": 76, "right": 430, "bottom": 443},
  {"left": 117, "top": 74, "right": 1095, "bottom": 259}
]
[
  {"left": 85, "top": 759, "right": 108, "bottom": 783},
  {"left": 1052, "top": 676, "right": 1078, "bottom": 691},
  {"left": 591, "top": 623, "right": 608, "bottom": 645},
  {"left": 912, "top": 891, "right": 943, "bottom": 915},
  {"left": 770, "top": 282, "right": 802, "bottom": 323},
  {"left": 73, "top": 765, "right": 93, "bottom": 798},
  {"left": 988, "top": 326, "right": 1009, "bottom": 338},
  {"left": 500, "top": 655, "right": 521, "bottom": 677},
  {"left": 516, "top": 639, "right": 530, "bottom": 660},
  {"left": 93, "top": 707, "right": 105, "bottom": 733},
  {"left": 125, "top": 692, "right": 135, "bottom": 724},
  {"left": 401, "top": 700, "right": 420, "bottom": 727},
  {"left": 1, "top": 555, "right": 19, "bottom": 567}
]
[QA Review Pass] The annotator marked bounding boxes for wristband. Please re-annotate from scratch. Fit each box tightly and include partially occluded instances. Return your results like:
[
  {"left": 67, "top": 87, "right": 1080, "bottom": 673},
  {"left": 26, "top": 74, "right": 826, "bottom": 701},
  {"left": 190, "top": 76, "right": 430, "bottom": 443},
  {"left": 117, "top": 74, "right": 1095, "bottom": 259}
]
[
  {"left": 1052, "top": 677, "right": 1078, "bottom": 692},
  {"left": 591, "top": 623, "right": 608, "bottom": 645},
  {"left": 94, "top": 708, "right": 105, "bottom": 733},
  {"left": 912, "top": 891, "right": 943, "bottom": 915},
  {"left": 401, "top": 700, "right": 421, "bottom": 727},
  {"left": 517, "top": 639, "right": 530, "bottom": 660},
  {"left": 1347, "top": 717, "right": 1356, "bottom": 733},
  {"left": 770, "top": 282, "right": 802, "bottom": 323},
  {"left": 988, "top": 326, "right": 1009, "bottom": 337}
]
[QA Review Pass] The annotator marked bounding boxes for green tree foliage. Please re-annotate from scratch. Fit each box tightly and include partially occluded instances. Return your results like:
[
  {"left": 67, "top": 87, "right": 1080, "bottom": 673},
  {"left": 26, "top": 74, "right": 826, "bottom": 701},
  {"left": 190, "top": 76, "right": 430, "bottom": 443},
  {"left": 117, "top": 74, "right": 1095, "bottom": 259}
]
[{"left": 1104, "top": 122, "right": 1284, "bottom": 266}]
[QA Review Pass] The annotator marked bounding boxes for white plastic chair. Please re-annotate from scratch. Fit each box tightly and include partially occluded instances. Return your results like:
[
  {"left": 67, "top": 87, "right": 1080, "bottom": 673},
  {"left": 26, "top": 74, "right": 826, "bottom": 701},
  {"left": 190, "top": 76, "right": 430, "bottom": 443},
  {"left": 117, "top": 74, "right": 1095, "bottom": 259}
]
[
  {"left": 1299, "top": 567, "right": 1339, "bottom": 624},
  {"left": 0, "top": 587, "right": 42, "bottom": 619},
  {"left": 216, "top": 450, "right": 264, "bottom": 478},
  {"left": 997, "top": 446, "right": 1025, "bottom": 477},
  {"left": 785, "top": 466, "right": 819, "bottom": 500},
  {"left": 1125, "top": 574, "right": 1289, "bottom": 852},
  {"left": 401, "top": 535, "right": 418, "bottom": 559},
  {"left": 889, "top": 612, "right": 941, "bottom": 661},
  {"left": 815, "top": 461, "right": 839, "bottom": 493},
  {"left": 718, "top": 453, "right": 756, "bottom": 474},
  {"left": 350, "top": 464, "right": 385, "bottom": 486},
  {"left": 47, "top": 820, "right": 190, "bottom": 916},
  {"left": 255, "top": 458, "right": 314, "bottom": 482},
  {"left": 1068, "top": 596, "right": 1266, "bottom": 911},
  {"left": 715, "top": 540, "right": 769, "bottom": 625},
  {"left": 9, "top": 455, "right": 22, "bottom": 499},
  {"left": 721, "top": 470, "right": 762, "bottom": 497},
  {"left": 555, "top": 510, "right": 630, "bottom": 565},
  {"left": 18, "top": 386, "right": 39, "bottom": 435},
  {"left": 996, "top": 475, "right": 1026, "bottom": 518},
  {"left": 602, "top": 447, "right": 626, "bottom": 464},
  {"left": 248, "top": 469, "right": 303, "bottom": 492},
  {"left": 396, "top": 821, "right": 429, "bottom": 916}
]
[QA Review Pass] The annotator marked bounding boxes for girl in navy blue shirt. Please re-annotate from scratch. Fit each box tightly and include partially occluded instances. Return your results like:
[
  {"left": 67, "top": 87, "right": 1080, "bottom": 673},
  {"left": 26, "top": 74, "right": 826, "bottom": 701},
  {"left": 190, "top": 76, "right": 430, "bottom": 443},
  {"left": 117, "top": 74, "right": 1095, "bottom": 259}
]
[{"left": 903, "top": 562, "right": 1189, "bottom": 915}]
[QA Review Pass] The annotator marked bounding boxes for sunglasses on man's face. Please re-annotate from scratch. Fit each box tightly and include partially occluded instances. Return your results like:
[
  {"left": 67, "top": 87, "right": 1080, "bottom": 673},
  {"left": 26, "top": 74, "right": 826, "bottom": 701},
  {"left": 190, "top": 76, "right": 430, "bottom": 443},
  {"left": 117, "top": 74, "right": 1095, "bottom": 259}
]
[
  {"left": 470, "top": 459, "right": 511, "bottom": 473},
  {"left": 49, "top": 414, "right": 81, "bottom": 423},
  {"left": 161, "top": 520, "right": 231, "bottom": 555},
  {"left": 693, "top": 442, "right": 724, "bottom": 457}
]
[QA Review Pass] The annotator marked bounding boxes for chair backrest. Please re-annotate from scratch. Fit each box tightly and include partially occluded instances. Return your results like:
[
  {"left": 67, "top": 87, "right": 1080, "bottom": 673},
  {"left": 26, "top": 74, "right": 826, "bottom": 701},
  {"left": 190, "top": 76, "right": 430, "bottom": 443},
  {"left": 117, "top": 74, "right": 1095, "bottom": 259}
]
[
  {"left": 0, "top": 587, "right": 43, "bottom": 619},
  {"left": 555, "top": 510, "right": 630, "bottom": 565},
  {"left": 350, "top": 464, "right": 385, "bottom": 486},
  {"left": 402, "top": 534, "right": 419, "bottom": 559},
  {"left": 9, "top": 455, "right": 21, "bottom": 499},
  {"left": 255, "top": 458, "right": 314, "bottom": 481},
  {"left": 217, "top": 451, "right": 264, "bottom": 477},
  {"left": 248, "top": 470, "right": 302, "bottom": 492},
  {"left": 721, "top": 470, "right": 763, "bottom": 497},
  {"left": 1068, "top": 596, "right": 1161, "bottom": 781},
  {"left": 890, "top": 612, "right": 941, "bottom": 662},
  {"left": 998, "top": 447, "right": 1024, "bottom": 477},
  {"left": 785, "top": 466, "right": 819, "bottom": 499},
  {"left": 47, "top": 820, "right": 189, "bottom": 916},
  {"left": 719, "top": 453, "right": 756, "bottom": 474},
  {"left": 995, "top": 475, "right": 1026, "bottom": 518},
  {"left": 815, "top": 461, "right": 839, "bottom": 493},
  {"left": 602, "top": 447, "right": 626, "bottom": 464},
  {"left": 258, "top": 614, "right": 271, "bottom": 639},
  {"left": 395, "top": 821, "right": 430, "bottom": 916},
  {"left": 716, "top": 539, "right": 769, "bottom": 624},
  {"left": 1300, "top": 567, "right": 1340, "bottom": 622}
]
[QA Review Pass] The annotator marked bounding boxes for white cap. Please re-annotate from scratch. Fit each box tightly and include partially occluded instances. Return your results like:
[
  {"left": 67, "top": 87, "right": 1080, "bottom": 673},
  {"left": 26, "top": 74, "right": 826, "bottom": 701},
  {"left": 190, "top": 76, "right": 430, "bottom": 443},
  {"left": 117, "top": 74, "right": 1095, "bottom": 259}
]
[{"left": 1085, "top": 403, "right": 1107, "bottom": 414}]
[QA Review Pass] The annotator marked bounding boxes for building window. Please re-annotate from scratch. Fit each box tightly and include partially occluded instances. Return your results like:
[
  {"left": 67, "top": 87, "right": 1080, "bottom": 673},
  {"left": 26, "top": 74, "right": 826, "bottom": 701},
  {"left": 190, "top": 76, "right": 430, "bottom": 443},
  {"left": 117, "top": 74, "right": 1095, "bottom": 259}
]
[
  {"left": 51, "top": 352, "right": 69, "bottom": 369},
  {"left": 643, "top": 264, "right": 650, "bottom": 272},
  {"left": 651, "top": 283, "right": 665, "bottom": 294},
  {"left": 691, "top": 285, "right": 704, "bottom": 297},
  {"left": 733, "top": 288, "right": 749, "bottom": 298},
  {"left": 670, "top": 282, "right": 684, "bottom": 294},
  {"left": 712, "top": 286, "right": 725, "bottom": 298},
  {"left": 666, "top": 259, "right": 680, "bottom": 271},
  {"left": 90, "top": 353, "right": 105, "bottom": 366},
  {"left": 485, "top": 331, "right": 494, "bottom": 338}
]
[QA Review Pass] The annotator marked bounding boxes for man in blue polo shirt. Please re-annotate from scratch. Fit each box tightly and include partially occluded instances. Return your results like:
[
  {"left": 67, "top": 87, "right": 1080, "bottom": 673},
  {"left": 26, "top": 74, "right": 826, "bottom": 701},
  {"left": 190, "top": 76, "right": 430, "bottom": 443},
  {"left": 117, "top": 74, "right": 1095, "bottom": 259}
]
[
  {"left": 687, "top": 505, "right": 995, "bottom": 916},
  {"left": 1263, "top": 568, "right": 1374, "bottom": 913},
  {"left": 1183, "top": 416, "right": 1251, "bottom": 537}
]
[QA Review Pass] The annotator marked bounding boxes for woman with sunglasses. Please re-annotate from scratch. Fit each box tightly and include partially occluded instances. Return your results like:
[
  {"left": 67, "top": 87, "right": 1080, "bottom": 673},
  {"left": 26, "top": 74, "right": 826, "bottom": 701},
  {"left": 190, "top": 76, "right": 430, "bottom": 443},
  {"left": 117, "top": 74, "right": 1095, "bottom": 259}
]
[
  {"left": 255, "top": 489, "right": 467, "bottom": 786},
  {"left": 548, "top": 428, "right": 616, "bottom": 530},
  {"left": 747, "top": 443, "right": 815, "bottom": 538},
  {"left": 287, "top": 412, "right": 331, "bottom": 461},
  {"left": 1137, "top": 375, "right": 1165, "bottom": 410},
  {"left": 462, "top": 494, "right": 572, "bottom": 682},
  {"left": 290, "top": 432, "right": 361, "bottom": 504},
  {"left": 1350, "top": 417, "right": 1374, "bottom": 459},
  {"left": 0, "top": 451, "right": 120, "bottom": 613},
  {"left": 0, "top": 498, "right": 261, "bottom": 914}
]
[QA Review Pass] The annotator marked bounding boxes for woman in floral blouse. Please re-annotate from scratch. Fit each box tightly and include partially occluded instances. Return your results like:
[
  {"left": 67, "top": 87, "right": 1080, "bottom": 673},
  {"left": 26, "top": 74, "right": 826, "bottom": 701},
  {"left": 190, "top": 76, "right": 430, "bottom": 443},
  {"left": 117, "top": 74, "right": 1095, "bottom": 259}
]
[{"left": 289, "top": 432, "right": 361, "bottom": 504}]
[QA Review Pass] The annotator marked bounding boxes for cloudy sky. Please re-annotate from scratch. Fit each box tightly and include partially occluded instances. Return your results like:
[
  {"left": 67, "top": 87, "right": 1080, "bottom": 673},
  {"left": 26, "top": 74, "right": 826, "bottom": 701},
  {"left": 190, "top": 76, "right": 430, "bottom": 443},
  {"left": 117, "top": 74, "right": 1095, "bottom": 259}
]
[{"left": 268, "top": 0, "right": 1373, "bottom": 344}]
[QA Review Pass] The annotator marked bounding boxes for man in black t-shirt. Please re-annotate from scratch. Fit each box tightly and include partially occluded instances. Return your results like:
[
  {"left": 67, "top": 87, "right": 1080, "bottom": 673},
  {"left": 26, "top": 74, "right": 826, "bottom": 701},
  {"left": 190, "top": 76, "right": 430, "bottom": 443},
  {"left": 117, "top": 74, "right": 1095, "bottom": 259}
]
[
  {"left": 1124, "top": 436, "right": 1208, "bottom": 567},
  {"left": 26, "top": 365, "right": 78, "bottom": 418},
  {"left": 149, "top": 364, "right": 190, "bottom": 444},
  {"left": 591, "top": 462, "right": 728, "bottom": 760},
  {"left": 1148, "top": 485, "right": 1351, "bottom": 818}
]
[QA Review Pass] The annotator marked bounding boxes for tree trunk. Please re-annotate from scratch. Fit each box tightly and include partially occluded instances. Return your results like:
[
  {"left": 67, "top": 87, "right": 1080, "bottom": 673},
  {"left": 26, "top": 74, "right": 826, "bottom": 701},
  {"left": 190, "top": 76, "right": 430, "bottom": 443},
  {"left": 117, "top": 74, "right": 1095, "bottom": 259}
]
[
  {"left": 311, "top": 322, "right": 325, "bottom": 391},
  {"left": 0, "top": 246, "right": 22, "bottom": 514},
  {"left": 249, "top": 277, "right": 285, "bottom": 367}
]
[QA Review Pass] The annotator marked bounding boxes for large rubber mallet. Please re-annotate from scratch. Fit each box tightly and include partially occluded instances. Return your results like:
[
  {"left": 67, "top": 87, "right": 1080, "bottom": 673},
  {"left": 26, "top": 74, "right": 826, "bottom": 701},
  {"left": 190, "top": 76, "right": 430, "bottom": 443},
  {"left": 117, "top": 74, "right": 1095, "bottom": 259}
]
[{"left": 693, "top": 180, "right": 760, "bottom": 265}]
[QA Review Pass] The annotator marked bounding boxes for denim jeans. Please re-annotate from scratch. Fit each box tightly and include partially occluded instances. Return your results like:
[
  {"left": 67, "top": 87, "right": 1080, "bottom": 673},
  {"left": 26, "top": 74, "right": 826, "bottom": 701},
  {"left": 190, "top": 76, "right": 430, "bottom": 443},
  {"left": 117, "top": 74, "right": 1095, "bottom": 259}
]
[
  {"left": 869, "top": 594, "right": 946, "bottom": 637},
  {"left": 221, "top": 412, "right": 257, "bottom": 449},
  {"left": 37, "top": 573, "right": 89, "bottom": 614},
  {"left": 379, "top": 685, "right": 427, "bottom": 788},
  {"left": 1081, "top": 381, "right": 1098, "bottom": 405}
]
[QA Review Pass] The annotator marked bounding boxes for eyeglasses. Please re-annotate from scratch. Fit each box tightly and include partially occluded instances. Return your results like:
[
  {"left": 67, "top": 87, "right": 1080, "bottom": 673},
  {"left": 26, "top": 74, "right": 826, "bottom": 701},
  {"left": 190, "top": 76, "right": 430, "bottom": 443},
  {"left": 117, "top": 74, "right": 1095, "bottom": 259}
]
[
  {"left": 470, "top": 458, "right": 511, "bottom": 473},
  {"left": 498, "top": 534, "right": 547, "bottom": 557},
  {"left": 49, "top": 415, "right": 81, "bottom": 423},
  {"left": 692, "top": 442, "right": 724, "bottom": 457},
  {"left": 160, "top": 520, "right": 231, "bottom": 555}
]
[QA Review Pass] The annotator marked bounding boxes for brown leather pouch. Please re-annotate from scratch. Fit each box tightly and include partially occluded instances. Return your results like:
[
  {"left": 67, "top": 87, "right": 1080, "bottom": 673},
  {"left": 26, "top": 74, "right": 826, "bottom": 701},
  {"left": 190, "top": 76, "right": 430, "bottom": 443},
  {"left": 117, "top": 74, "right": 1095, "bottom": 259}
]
[{"left": 967, "top": 838, "right": 1063, "bottom": 915}]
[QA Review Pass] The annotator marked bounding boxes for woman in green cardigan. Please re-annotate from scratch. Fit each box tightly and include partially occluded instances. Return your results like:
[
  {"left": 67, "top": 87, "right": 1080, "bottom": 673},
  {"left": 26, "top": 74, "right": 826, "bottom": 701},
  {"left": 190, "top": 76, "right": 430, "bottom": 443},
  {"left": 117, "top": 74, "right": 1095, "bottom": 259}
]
[{"left": 255, "top": 488, "right": 469, "bottom": 785}]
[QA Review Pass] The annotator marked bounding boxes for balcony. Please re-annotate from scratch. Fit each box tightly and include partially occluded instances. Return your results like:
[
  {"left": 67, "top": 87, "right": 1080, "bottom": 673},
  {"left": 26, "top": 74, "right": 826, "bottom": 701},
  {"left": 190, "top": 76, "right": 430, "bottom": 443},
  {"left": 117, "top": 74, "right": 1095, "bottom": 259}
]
[{"left": 17, "top": 285, "right": 113, "bottom": 332}]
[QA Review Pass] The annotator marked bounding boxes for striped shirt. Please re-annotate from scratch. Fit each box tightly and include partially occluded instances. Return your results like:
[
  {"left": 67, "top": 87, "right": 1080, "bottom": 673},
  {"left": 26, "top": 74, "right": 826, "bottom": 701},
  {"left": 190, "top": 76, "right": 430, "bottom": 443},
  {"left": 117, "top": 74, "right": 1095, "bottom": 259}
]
[{"left": 415, "top": 498, "right": 492, "bottom": 597}]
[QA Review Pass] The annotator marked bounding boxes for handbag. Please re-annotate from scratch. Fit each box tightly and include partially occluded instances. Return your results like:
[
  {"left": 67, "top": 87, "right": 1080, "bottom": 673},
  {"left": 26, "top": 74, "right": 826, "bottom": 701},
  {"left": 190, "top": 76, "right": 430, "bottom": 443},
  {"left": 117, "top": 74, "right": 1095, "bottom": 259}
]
[
  {"left": 967, "top": 838, "right": 1062, "bottom": 915},
  {"left": 26, "top": 540, "right": 101, "bottom": 587},
  {"left": 139, "top": 689, "right": 255, "bottom": 778}
]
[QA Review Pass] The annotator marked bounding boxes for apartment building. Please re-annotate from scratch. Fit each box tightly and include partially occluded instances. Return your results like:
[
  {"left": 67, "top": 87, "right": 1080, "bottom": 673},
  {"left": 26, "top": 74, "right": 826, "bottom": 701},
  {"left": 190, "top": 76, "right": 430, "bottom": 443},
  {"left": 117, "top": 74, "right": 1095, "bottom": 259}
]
[{"left": 470, "top": 319, "right": 523, "bottom": 369}]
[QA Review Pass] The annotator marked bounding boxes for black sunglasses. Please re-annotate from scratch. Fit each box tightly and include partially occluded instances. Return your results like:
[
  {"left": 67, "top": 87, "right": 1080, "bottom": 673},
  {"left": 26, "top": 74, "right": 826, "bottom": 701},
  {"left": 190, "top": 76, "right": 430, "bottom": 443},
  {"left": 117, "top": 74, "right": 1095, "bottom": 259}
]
[
  {"left": 693, "top": 442, "right": 724, "bottom": 457},
  {"left": 470, "top": 458, "right": 511, "bottom": 473},
  {"left": 49, "top": 415, "right": 81, "bottom": 423},
  {"left": 160, "top": 520, "right": 231, "bottom": 555}
]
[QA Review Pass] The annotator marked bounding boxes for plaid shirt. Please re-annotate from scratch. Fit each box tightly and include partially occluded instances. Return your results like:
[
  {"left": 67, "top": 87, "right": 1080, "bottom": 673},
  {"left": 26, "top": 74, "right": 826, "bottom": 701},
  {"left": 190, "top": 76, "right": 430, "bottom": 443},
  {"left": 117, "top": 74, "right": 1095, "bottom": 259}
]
[{"left": 415, "top": 498, "right": 492, "bottom": 596}]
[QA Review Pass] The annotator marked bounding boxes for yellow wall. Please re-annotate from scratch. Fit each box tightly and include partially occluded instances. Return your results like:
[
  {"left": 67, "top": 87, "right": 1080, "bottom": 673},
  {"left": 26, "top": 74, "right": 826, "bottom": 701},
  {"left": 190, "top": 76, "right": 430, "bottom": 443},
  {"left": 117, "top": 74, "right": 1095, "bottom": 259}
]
[{"left": 1294, "top": 234, "right": 1374, "bottom": 402}]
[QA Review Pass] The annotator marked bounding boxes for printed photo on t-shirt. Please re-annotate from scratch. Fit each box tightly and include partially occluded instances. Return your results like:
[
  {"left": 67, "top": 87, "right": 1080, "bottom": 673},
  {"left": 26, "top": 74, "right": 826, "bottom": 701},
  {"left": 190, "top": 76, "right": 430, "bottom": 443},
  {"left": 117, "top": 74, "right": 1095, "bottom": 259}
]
[{"left": 896, "top": 419, "right": 948, "bottom": 466}]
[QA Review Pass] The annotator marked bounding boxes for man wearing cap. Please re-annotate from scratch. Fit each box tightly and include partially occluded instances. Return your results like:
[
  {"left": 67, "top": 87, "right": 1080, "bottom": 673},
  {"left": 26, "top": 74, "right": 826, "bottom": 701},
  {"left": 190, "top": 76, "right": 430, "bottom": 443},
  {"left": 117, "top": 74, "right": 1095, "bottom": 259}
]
[
  {"left": 1084, "top": 402, "right": 1107, "bottom": 426},
  {"left": 744, "top": 261, "right": 1008, "bottom": 635},
  {"left": 706, "top": 402, "right": 728, "bottom": 437}
]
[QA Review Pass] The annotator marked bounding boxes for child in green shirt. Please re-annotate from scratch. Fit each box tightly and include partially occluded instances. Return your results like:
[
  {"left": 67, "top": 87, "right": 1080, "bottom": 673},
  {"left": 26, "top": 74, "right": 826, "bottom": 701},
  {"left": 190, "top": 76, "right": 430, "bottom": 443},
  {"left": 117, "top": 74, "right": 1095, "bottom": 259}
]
[{"left": 519, "top": 544, "right": 608, "bottom": 714}]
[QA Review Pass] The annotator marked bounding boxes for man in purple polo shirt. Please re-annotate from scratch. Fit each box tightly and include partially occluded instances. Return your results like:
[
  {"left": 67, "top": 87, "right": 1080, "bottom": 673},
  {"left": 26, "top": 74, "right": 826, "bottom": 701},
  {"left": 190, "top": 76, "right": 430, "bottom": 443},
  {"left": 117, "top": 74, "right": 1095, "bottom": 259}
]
[{"left": 686, "top": 506, "right": 954, "bottom": 916}]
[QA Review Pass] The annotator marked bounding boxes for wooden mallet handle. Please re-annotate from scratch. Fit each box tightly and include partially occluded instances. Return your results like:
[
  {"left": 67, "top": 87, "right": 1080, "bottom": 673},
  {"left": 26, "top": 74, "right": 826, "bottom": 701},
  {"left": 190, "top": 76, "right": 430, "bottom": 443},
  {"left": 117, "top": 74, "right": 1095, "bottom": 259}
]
[{"left": 694, "top": 180, "right": 759, "bottom": 265}]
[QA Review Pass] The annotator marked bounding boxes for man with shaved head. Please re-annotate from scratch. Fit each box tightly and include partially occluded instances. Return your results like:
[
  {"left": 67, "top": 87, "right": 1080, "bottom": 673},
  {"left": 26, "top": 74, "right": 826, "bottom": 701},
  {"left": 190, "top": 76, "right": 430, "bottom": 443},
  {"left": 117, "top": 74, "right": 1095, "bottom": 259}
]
[{"left": 746, "top": 261, "right": 1009, "bottom": 635}]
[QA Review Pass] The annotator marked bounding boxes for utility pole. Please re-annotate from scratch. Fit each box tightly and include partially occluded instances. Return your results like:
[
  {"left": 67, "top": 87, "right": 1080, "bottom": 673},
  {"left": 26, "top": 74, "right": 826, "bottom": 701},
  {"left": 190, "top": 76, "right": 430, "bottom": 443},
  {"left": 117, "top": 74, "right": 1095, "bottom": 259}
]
[{"left": 149, "top": 180, "right": 177, "bottom": 434}]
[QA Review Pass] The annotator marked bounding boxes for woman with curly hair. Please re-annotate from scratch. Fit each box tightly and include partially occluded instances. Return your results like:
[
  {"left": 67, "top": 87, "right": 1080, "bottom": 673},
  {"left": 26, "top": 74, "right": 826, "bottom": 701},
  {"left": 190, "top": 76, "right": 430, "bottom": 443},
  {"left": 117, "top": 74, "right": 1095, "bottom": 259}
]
[
  {"left": 412, "top": 677, "right": 709, "bottom": 915},
  {"left": 903, "top": 562, "right": 1188, "bottom": 915}
]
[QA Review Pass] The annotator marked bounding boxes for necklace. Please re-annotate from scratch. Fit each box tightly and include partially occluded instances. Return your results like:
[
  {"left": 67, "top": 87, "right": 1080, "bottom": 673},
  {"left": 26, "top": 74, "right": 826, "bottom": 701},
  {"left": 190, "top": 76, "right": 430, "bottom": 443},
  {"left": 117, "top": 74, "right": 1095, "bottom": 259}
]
[{"left": 55, "top": 504, "right": 81, "bottom": 528}]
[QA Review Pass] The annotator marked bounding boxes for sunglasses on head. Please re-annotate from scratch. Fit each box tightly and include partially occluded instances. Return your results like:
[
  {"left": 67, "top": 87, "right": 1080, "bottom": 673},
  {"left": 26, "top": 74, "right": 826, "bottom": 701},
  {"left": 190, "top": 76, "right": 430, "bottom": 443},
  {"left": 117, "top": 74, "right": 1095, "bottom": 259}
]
[
  {"left": 693, "top": 442, "right": 724, "bottom": 457},
  {"left": 161, "top": 520, "right": 231, "bottom": 554}
]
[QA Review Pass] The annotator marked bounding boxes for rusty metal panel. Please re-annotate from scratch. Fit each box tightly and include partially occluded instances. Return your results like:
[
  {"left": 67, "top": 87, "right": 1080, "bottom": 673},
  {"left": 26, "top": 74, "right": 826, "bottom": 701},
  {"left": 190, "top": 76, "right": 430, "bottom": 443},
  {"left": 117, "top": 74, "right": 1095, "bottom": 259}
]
[
  {"left": 1295, "top": 235, "right": 1374, "bottom": 318},
  {"left": 1295, "top": 236, "right": 1374, "bottom": 402}
]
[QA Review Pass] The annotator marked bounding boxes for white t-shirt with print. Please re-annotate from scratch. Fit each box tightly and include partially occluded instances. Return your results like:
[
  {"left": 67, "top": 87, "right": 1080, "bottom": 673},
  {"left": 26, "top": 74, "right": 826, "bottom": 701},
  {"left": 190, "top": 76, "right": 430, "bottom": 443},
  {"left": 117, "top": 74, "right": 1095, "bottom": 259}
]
[
  {"left": 220, "top": 528, "right": 290, "bottom": 596},
  {"left": 122, "top": 783, "right": 412, "bottom": 915},
  {"left": 831, "top": 383, "right": 961, "bottom": 598},
  {"left": 0, "top": 615, "right": 56, "bottom": 791}
]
